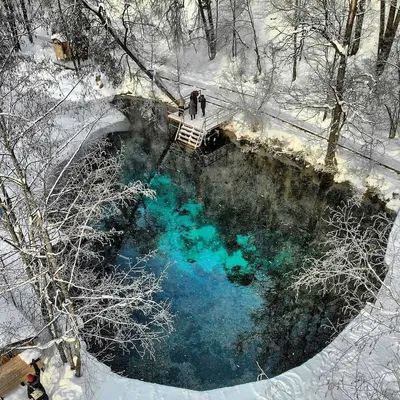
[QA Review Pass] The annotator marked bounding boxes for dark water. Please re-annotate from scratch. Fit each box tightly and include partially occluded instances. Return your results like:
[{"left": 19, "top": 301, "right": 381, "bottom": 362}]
[
  {"left": 116, "top": 172, "right": 263, "bottom": 389},
  {"left": 102, "top": 98, "right": 389, "bottom": 390}
]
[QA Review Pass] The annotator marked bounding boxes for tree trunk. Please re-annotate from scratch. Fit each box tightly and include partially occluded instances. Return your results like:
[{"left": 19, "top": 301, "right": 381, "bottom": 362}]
[
  {"left": 19, "top": 0, "right": 33, "bottom": 44},
  {"left": 198, "top": 0, "right": 217, "bottom": 60},
  {"left": 3, "top": 0, "right": 21, "bottom": 51},
  {"left": 377, "top": 0, "right": 400, "bottom": 76},
  {"left": 384, "top": 64, "right": 400, "bottom": 138},
  {"left": 349, "top": 0, "right": 366, "bottom": 55},
  {"left": 246, "top": 0, "right": 261, "bottom": 73},
  {"left": 385, "top": 104, "right": 397, "bottom": 138},
  {"left": 325, "top": 59, "right": 347, "bottom": 169},
  {"left": 323, "top": 49, "right": 339, "bottom": 121},
  {"left": 73, "top": 338, "right": 82, "bottom": 377},
  {"left": 325, "top": 0, "right": 357, "bottom": 170},
  {"left": 379, "top": 0, "right": 386, "bottom": 48},
  {"left": 231, "top": 0, "right": 237, "bottom": 57},
  {"left": 80, "top": 0, "right": 177, "bottom": 102},
  {"left": 205, "top": 1, "right": 217, "bottom": 59},
  {"left": 292, "top": 0, "right": 300, "bottom": 81},
  {"left": 215, "top": 0, "right": 219, "bottom": 46}
]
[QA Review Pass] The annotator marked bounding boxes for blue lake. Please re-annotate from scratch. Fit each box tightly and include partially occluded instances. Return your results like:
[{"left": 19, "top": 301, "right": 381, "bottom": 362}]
[
  {"left": 103, "top": 100, "right": 388, "bottom": 390},
  {"left": 117, "top": 174, "right": 262, "bottom": 389}
]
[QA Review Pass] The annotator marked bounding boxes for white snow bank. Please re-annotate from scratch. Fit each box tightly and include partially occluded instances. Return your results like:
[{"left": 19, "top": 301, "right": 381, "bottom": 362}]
[
  {"left": 0, "top": 297, "right": 36, "bottom": 348},
  {"left": 19, "top": 348, "right": 42, "bottom": 365},
  {"left": 51, "top": 99, "right": 131, "bottom": 164},
  {"left": 5, "top": 217, "right": 400, "bottom": 400}
]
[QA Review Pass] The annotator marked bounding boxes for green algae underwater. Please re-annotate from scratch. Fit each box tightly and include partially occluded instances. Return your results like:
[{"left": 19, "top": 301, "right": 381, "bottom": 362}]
[{"left": 103, "top": 99, "right": 389, "bottom": 390}]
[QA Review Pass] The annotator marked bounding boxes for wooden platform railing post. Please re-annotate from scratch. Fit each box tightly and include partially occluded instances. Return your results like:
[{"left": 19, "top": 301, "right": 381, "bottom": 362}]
[{"left": 174, "top": 119, "right": 183, "bottom": 141}]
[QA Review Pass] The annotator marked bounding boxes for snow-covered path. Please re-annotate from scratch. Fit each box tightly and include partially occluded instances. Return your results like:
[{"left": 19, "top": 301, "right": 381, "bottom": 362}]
[
  {"left": 150, "top": 69, "right": 400, "bottom": 212},
  {"left": 160, "top": 71, "right": 400, "bottom": 176}
]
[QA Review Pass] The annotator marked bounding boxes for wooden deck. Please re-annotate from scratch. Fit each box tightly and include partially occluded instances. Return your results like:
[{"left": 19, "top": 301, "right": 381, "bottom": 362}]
[
  {"left": 168, "top": 97, "right": 233, "bottom": 148},
  {"left": 0, "top": 355, "right": 43, "bottom": 397}
]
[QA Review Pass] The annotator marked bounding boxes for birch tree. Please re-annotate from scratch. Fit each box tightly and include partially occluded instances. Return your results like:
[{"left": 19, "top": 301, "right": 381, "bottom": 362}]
[
  {"left": 272, "top": 0, "right": 368, "bottom": 171},
  {"left": 0, "top": 51, "right": 173, "bottom": 376}
]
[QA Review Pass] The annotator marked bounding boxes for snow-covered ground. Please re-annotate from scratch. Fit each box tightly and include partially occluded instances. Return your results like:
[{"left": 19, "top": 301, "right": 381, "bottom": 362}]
[
  {"left": 7, "top": 215, "right": 400, "bottom": 399},
  {"left": 5, "top": 83, "right": 400, "bottom": 400},
  {"left": 3, "top": 2, "right": 400, "bottom": 399},
  {"left": 0, "top": 298, "right": 36, "bottom": 350}
]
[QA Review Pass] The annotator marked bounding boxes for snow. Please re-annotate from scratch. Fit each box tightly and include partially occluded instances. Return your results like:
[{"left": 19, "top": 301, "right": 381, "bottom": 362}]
[
  {"left": 3, "top": 1, "right": 400, "bottom": 399},
  {"left": 0, "top": 297, "right": 36, "bottom": 348},
  {"left": 50, "top": 33, "right": 67, "bottom": 43},
  {"left": 18, "top": 349, "right": 42, "bottom": 365},
  {"left": 50, "top": 99, "right": 131, "bottom": 164}
]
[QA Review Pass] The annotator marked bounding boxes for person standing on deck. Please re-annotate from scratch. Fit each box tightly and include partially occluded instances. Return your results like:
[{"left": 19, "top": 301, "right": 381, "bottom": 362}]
[
  {"left": 189, "top": 99, "right": 197, "bottom": 120},
  {"left": 178, "top": 97, "right": 185, "bottom": 117},
  {"left": 199, "top": 94, "right": 206, "bottom": 117},
  {"left": 190, "top": 91, "right": 199, "bottom": 113},
  {"left": 25, "top": 359, "right": 48, "bottom": 400}
]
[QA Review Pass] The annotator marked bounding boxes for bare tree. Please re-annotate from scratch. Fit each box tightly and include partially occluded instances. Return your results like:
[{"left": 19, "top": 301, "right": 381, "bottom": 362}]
[
  {"left": 291, "top": 200, "right": 393, "bottom": 317},
  {"left": 221, "top": 51, "right": 277, "bottom": 131},
  {"left": 198, "top": 0, "right": 217, "bottom": 60},
  {"left": 0, "top": 52, "right": 173, "bottom": 377},
  {"left": 271, "top": 0, "right": 368, "bottom": 171},
  {"left": 377, "top": 0, "right": 400, "bottom": 76},
  {"left": 290, "top": 199, "right": 400, "bottom": 400}
]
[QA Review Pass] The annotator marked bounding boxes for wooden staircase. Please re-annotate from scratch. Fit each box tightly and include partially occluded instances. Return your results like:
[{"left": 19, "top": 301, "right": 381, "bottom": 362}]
[{"left": 175, "top": 121, "right": 205, "bottom": 149}]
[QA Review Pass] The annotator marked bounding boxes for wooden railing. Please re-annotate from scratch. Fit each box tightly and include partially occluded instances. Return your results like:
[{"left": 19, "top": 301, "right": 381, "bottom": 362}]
[{"left": 201, "top": 108, "right": 234, "bottom": 133}]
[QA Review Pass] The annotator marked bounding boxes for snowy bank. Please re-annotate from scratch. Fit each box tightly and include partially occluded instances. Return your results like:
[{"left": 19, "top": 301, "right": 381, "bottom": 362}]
[
  {"left": 5, "top": 98, "right": 400, "bottom": 400},
  {"left": 0, "top": 298, "right": 36, "bottom": 350},
  {"left": 51, "top": 99, "right": 132, "bottom": 165},
  {"left": 9, "top": 214, "right": 397, "bottom": 400}
]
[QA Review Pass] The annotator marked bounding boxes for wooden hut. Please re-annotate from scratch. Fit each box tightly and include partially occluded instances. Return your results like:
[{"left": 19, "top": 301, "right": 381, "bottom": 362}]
[
  {"left": 0, "top": 298, "right": 38, "bottom": 398},
  {"left": 51, "top": 33, "right": 72, "bottom": 62}
]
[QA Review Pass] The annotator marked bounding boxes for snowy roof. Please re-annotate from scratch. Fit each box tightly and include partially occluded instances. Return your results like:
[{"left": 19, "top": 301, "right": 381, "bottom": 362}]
[{"left": 51, "top": 33, "right": 68, "bottom": 43}]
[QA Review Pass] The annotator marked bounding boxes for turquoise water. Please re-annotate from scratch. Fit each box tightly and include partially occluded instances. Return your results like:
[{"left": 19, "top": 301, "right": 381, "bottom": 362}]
[
  {"left": 103, "top": 103, "right": 389, "bottom": 390},
  {"left": 117, "top": 173, "right": 263, "bottom": 389}
]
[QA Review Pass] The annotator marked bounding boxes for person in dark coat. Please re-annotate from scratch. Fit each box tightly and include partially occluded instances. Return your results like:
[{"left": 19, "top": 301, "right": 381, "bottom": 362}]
[
  {"left": 189, "top": 99, "right": 196, "bottom": 120},
  {"left": 199, "top": 94, "right": 206, "bottom": 117},
  {"left": 26, "top": 359, "right": 48, "bottom": 400},
  {"left": 178, "top": 97, "right": 185, "bottom": 117},
  {"left": 190, "top": 91, "right": 198, "bottom": 113}
]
